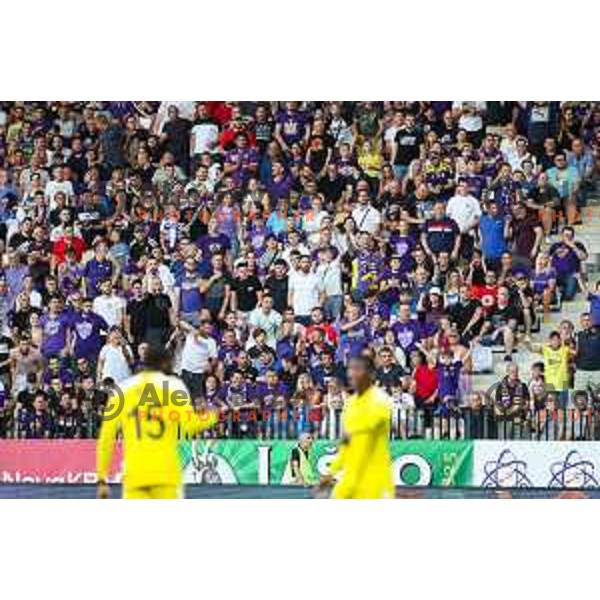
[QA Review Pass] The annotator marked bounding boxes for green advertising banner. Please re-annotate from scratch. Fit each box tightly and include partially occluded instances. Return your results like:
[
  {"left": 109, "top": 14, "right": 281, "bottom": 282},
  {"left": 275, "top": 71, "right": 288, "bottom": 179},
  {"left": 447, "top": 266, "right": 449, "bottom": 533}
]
[{"left": 179, "top": 440, "right": 473, "bottom": 486}]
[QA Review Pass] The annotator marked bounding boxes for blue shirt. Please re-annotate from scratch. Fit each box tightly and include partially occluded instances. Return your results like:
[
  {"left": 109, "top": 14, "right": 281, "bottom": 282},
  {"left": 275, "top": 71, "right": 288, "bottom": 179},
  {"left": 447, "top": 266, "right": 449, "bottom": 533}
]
[
  {"left": 83, "top": 258, "right": 113, "bottom": 298},
  {"left": 589, "top": 293, "right": 600, "bottom": 327},
  {"left": 176, "top": 272, "right": 204, "bottom": 313},
  {"left": 479, "top": 213, "right": 507, "bottom": 260}
]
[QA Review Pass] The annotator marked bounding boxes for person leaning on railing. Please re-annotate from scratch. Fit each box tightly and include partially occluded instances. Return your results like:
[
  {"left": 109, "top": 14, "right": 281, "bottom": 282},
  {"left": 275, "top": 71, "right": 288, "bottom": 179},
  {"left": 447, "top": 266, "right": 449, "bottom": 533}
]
[{"left": 492, "top": 363, "right": 531, "bottom": 439}]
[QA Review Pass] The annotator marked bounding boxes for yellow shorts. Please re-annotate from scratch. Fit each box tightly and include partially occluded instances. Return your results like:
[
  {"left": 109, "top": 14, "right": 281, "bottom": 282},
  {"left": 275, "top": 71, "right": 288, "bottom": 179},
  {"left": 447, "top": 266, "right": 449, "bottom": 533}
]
[{"left": 123, "top": 485, "right": 183, "bottom": 499}]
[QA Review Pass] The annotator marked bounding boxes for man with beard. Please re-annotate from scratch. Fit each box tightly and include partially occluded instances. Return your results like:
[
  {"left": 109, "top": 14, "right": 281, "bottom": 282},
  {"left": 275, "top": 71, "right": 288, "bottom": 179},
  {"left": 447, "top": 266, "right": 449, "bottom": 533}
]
[
  {"left": 140, "top": 277, "right": 175, "bottom": 347},
  {"left": 71, "top": 298, "right": 109, "bottom": 363}
]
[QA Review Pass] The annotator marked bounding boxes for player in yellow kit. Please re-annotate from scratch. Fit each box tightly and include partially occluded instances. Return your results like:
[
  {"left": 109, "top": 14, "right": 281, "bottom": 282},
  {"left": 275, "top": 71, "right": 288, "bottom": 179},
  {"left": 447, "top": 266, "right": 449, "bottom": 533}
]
[
  {"left": 320, "top": 355, "right": 394, "bottom": 499},
  {"left": 96, "top": 346, "right": 219, "bottom": 499}
]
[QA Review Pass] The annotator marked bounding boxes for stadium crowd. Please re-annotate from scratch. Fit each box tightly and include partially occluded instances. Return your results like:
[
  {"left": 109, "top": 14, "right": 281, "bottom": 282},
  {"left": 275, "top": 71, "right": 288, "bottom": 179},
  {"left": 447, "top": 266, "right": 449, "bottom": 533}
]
[{"left": 0, "top": 101, "right": 600, "bottom": 440}]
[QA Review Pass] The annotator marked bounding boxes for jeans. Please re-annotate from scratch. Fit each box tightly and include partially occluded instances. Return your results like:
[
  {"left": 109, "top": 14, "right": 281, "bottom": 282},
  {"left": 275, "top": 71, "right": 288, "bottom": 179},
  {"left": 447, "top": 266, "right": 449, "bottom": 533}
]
[
  {"left": 180, "top": 311, "right": 200, "bottom": 327},
  {"left": 324, "top": 295, "right": 343, "bottom": 321},
  {"left": 181, "top": 370, "right": 205, "bottom": 400},
  {"left": 557, "top": 273, "right": 577, "bottom": 301},
  {"left": 392, "top": 164, "right": 409, "bottom": 180},
  {"left": 295, "top": 315, "right": 312, "bottom": 326}
]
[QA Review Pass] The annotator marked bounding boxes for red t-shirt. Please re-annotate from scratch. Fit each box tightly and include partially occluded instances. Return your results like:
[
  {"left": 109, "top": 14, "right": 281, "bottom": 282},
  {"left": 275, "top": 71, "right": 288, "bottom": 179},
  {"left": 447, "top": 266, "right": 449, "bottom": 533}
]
[
  {"left": 414, "top": 364, "right": 438, "bottom": 402},
  {"left": 469, "top": 283, "right": 498, "bottom": 314},
  {"left": 305, "top": 323, "right": 339, "bottom": 346},
  {"left": 206, "top": 102, "right": 233, "bottom": 126},
  {"left": 52, "top": 236, "right": 86, "bottom": 264}
]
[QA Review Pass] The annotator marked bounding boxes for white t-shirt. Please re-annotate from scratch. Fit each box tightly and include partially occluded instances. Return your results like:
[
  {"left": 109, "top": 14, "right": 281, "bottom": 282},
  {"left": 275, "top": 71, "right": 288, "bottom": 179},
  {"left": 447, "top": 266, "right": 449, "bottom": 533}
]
[
  {"left": 29, "top": 290, "right": 42, "bottom": 309},
  {"left": 302, "top": 209, "right": 328, "bottom": 238},
  {"left": 144, "top": 266, "right": 176, "bottom": 296},
  {"left": 45, "top": 180, "right": 74, "bottom": 209},
  {"left": 453, "top": 101, "right": 486, "bottom": 132},
  {"left": 99, "top": 344, "right": 131, "bottom": 383},
  {"left": 93, "top": 294, "right": 124, "bottom": 328},
  {"left": 154, "top": 101, "right": 196, "bottom": 134},
  {"left": 352, "top": 204, "right": 381, "bottom": 234},
  {"left": 446, "top": 194, "right": 482, "bottom": 233},
  {"left": 190, "top": 122, "right": 220, "bottom": 155},
  {"left": 500, "top": 138, "right": 517, "bottom": 164},
  {"left": 248, "top": 308, "right": 282, "bottom": 348},
  {"left": 316, "top": 259, "right": 343, "bottom": 297},
  {"left": 289, "top": 271, "right": 320, "bottom": 317},
  {"left": 508, "top": 152, "right": 536, "bottom": 173},
  {"left": 180, "top": 333, "right": 218, "bottom": 374}
]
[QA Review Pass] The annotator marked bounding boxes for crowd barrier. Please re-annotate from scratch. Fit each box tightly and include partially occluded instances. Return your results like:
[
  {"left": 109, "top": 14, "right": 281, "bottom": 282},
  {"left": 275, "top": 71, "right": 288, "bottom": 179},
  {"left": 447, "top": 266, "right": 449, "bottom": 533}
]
[
  {"left": 158, "top": 406, "right": 600, "bottom": 441},
  {"left": 22, "top": 407, "right": 598, "bottom": 442}
]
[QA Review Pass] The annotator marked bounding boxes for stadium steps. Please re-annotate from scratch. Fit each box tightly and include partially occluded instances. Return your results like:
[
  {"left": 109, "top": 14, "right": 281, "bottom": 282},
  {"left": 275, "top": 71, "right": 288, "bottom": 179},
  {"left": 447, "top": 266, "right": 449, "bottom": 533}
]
[{"left": 469, "top": 193, "right": 600, "bottom": 393}]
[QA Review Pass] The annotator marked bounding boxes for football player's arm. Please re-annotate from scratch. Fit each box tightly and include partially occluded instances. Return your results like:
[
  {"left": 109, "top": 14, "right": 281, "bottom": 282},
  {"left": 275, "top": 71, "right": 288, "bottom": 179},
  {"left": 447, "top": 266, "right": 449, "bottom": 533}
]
[
  {"left": 328, "top": 442, "right": 347, "bottom": 476},
  {"left": 96, "top": 394, "right": 121, "bottom": 486}
]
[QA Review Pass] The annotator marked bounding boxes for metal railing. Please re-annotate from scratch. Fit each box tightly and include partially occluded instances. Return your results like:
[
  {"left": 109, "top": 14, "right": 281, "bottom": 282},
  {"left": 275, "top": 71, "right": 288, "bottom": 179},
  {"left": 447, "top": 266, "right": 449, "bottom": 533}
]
[
  {"left": 186, "top": 407, "right": 600, "bottom": 441},
  {"left": 6, "top": 407, "right": 600, "bottom": 441}
]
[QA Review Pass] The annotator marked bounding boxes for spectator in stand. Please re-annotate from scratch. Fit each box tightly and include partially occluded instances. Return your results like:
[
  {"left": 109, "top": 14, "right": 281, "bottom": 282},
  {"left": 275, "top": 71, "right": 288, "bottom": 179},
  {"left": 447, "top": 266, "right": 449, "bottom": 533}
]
[
  {"left": 548, "top": 226, "right": 588, "bottom": 301},
  {"left": 288, "top": 254, "right": 320, "bottom": 325},
  {"left": 506, "top": 202, "right": 543, "bottom": 272},
  {"left": 179, "top": 318, "right": 218, "bottom": 399},
  {"left": 96, "top": 327, "right": 132, "bottom": 384},
  {"left": 546, "top": 151, "right": 580, "bottom": 224},
  {"left": 479, "top": 199, "right": 508, "bottom": 272},
  {"left": 421, "top": 201, "right": 461, "bottom": 265},
  {"left": 0, "top": 100, "right": 599, "bottom": 440},
  {"left": 574, "top": 312, "right": 600, "bottom": 394}
]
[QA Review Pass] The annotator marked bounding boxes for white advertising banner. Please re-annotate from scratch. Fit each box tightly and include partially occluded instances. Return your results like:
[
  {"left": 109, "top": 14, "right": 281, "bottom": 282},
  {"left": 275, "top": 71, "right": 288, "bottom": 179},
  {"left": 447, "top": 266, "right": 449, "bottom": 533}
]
[{"left": 473, "top": 442, "right": 600, "bottom": 488}]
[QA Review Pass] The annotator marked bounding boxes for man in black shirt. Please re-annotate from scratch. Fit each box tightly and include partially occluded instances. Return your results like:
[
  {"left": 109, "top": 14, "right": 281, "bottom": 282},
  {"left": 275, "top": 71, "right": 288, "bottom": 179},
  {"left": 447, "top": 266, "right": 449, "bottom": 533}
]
[
  {"left": 8, "top": 218, "right": 33, "bottom": 255},
  {"left": 264, "top": 259, "right": 289, "bottom": 314},
  {"left": 54, "top": 392, "right": 84, "bottom": 439},
  {"left": 231, "top": 261, "right": 263, "bottom": 316},
  {"left": 492, "top": 363, "right": 531, "bottom": 439},
  {"left": 225, "top": 350, "right": 258, "bottom": 383},
  {"left": 0, "top": 332, "right": 14, "bottom": 389},
  {"left": 392, "top": 113, "right": 423, "bottom": 179},
  {"left": 449, "top": 286, "right": 483, "bottom": 341},
  {"left": 575, "top": 313, "right": 600, "bottom": 393},
  {"left": 141, "top": 277, "right": 175, "bottom": 346},
  {"left": 161, "top": 105, "right": 191, "bottom": 172},
  {"left": 375, "top": 346, "right": 404, "bottom": 392},
  {"left": 318, "top": 163, "right": 345, "bottom": 204},
  {"left": 125, "top": 279, "right": 146, "bottom": 349}
]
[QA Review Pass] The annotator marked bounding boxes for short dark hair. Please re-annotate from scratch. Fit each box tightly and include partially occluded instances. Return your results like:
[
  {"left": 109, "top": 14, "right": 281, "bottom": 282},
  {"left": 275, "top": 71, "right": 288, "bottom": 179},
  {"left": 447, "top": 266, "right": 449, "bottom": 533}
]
[
  {"left": 144, "top": 345, "right": 173, "bottom": 372},
  {"left": 350, "top": 354, "right": 376, "bottom": 374}
]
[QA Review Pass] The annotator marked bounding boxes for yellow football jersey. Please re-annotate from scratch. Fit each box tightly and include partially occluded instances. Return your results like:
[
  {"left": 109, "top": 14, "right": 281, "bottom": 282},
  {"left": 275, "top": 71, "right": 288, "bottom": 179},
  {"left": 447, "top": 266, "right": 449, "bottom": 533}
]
[
  {"left": 329, "top": 385, "right": 394, "bottom": 499},
  {"left": 542, "top": 345, "right": 571, "bottom": 392},
  {"left": 96, "top": 371, "right": 217, "bottom": 492}
]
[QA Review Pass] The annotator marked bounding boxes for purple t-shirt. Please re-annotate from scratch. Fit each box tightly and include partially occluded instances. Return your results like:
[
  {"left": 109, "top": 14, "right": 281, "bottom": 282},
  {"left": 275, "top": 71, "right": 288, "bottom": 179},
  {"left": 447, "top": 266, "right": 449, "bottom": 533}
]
[
  {"left": 254, "top": 382, "right": 289, "bottom": 408},
  {"left": 176, "top": 272, "right": 204, "bottom": 314},
  {"left": 276, "top": 109, "right": 308, "bottom": 145},
  {"left": 437, "top": 360, "right": 463, "bottom": 400},
  {"left": 267, "top": 176, "right": 293, "bottom": 204},
  {"left": 549, "top": 242, "right": 586, "bottom": 277},
  {"left": 84, "top": 258, "right": 113, "bottom": 298},
  {"left": 225, "top": 147, "right": 258, "bottom": 186},
  {"left": 71, "top": 311, "right": 108, "bottom": 359},
  {"left": 198, "top": 233, "right": 231, "bottom": 257},
  {"left": 40, "top": 312, "right": 71, "bottom": 356}
]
